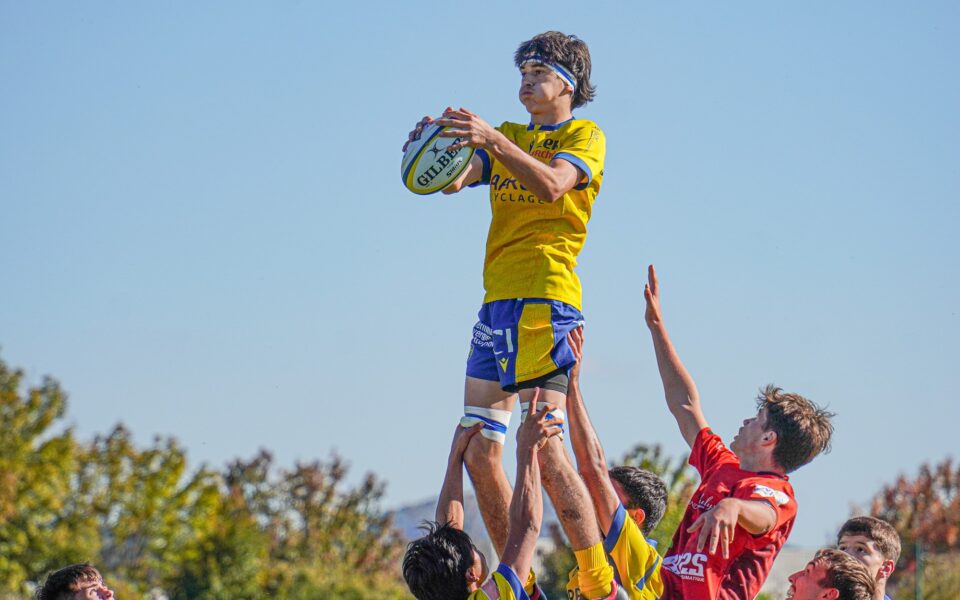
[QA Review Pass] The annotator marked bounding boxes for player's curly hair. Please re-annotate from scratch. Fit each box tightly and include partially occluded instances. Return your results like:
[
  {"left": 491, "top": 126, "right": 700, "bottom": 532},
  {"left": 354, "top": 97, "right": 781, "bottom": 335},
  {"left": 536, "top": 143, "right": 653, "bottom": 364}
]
[
  {"left": 35, "top": 563, "right": 102, "bottom": 600},
  {"left": 814, "top": 548, "right": 876, "bottom": 600},
  {"left": 402, "top": 521, "right": 475, "bottom": 600},
  {"left": 515, "top": 31, "right": 596, "bottom": 109},
  {"left": 758, "top": 384, "right": 834, "bottom": 473},
  {"left": 609, "top": 466, "right": 668, "bottom": 536}
]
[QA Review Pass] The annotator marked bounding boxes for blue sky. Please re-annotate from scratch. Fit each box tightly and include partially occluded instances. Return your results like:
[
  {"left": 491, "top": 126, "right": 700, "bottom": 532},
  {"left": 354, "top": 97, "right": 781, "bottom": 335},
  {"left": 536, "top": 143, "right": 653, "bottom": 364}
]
[{"left": 2, "top": 2, "right": 957, "bottom": 549}]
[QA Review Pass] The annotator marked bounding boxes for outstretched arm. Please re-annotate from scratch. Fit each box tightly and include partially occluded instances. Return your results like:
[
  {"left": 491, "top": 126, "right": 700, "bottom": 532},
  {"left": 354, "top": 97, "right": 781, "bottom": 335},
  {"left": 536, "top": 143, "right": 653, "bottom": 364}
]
[
  {"left": 644, "top": 265, "right": 709, "bottom": 448},
  {"left": 435, "top": 108, "right": 581, "bottom": 202},
  {"left": 565, "top": 328, "right": 621, "bottom": 535},
  {"left": 501, "top": 392, "right": 563, "bottom": 584},
  {"left": 436, "top": 423, "right": 483, "bottom": 527}
]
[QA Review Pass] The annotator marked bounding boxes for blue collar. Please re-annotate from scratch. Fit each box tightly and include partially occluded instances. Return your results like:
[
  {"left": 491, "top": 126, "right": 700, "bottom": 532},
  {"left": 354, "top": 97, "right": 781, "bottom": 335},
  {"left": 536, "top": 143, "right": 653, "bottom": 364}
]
[{"left": 527, "top": 117, "right": 574, "bottom": 131}]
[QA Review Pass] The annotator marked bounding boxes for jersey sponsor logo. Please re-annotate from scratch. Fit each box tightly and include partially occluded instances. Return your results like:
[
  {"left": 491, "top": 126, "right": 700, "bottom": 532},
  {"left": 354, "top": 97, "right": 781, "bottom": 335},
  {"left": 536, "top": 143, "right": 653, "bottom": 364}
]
[
  {"left": 691, "top": 494, "right": 716, "bottom": 512},
  {"left": 662, "top": 551, "right": 707, "bottom": 582},
  {"left": 488, "top": 174, "right": 546, "bottom": 205},
  {"left": 752, "top": 484, "right": 791, "bottom": 506}
]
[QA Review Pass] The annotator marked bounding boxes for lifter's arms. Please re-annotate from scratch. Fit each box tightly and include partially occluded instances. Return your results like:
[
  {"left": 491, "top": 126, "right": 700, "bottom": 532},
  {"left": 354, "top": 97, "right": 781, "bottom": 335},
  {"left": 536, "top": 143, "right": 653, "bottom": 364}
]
[
  {"left": 565, "top": 328, "right": 621, "bottom": 535},
  {"left": 435, "top": 108, "right": 581, "bottom": 202},
  {"left": 644, "top": 265, "right": 709, "bottom": 449},
  {"left": 501, "top": 391, "right": 564, "bottom": 584},
  {"left": 436, "top": 423, "right": 484, "bottom": 528}
]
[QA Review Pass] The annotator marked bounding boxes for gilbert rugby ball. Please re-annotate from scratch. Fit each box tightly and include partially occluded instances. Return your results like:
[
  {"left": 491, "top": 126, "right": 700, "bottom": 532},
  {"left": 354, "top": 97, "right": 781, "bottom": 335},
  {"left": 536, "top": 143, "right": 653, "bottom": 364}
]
[{"left": 401, "top": 121, "right": 475, "bottom": 195}]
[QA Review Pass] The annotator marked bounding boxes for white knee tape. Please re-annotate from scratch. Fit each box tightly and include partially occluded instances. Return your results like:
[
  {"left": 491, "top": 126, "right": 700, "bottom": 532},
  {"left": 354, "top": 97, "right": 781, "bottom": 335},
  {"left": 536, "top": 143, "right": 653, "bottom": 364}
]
[
  {"left": 460, "top": 406, "right": 512, "bottom": 445},
  {"left": 520, "top": 402, "right": 565, "bottom": 438}
]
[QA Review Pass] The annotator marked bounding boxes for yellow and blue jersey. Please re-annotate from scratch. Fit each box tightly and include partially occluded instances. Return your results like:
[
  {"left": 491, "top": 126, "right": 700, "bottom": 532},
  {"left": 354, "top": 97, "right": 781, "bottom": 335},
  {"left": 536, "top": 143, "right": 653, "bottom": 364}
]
[
  {"left": 567, "top": 504, "right": 663, "bottom": 600},
  {"left": 472, "top": 118, "right": 605, "bottom": 312},
  {"left": 470, "top": 564, "right": 531, "bottom": 600}
]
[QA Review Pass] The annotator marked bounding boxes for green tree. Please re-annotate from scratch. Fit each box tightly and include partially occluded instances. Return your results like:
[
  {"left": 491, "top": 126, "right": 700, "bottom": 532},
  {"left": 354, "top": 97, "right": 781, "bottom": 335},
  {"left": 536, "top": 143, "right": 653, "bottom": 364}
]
[
  {"left": 537, "top": 443, "right": 696, "bottom": 598},
  {"left": 0, "top": 358, "right": 81, "bottom": 596}
]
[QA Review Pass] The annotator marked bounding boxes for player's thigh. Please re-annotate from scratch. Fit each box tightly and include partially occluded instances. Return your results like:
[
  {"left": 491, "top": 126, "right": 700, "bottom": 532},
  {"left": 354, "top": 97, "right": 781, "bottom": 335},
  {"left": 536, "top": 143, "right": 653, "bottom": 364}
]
[{"left": 465, "top": 375, "right": 517, "bottom": 412}]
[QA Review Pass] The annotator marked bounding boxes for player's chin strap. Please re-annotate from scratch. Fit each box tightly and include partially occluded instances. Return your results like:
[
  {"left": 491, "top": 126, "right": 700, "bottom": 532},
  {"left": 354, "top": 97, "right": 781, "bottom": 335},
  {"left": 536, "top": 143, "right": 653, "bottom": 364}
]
[
  {"left": 461, "top": 407, "right": 512, "bottom": 445},
  {"left": 521, "top": 54, "right": 577, "bottom": 91},
  {"left": 520, "top": 402, "right": 565, "bottom": 440}
]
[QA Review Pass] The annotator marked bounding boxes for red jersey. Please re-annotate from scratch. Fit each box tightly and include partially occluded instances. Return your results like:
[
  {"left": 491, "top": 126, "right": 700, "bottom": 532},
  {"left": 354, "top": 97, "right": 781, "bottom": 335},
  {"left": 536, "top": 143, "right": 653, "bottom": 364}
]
[{"left": 661, "top": 428, "right": 797, "bottom": 600}]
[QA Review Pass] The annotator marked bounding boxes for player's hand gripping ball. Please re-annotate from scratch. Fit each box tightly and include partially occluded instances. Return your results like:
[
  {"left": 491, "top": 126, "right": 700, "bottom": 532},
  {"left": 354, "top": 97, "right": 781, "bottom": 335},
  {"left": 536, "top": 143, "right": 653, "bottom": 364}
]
[{"left": 401, "top": 117, "right": 475, "bottom": 195}]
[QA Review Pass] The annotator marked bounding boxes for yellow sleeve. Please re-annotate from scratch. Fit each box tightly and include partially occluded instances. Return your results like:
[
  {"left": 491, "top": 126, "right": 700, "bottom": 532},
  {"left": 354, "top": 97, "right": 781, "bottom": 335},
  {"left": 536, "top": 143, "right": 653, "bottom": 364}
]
[
  {"left": 552, "top": 121, "right": 606, "bottom": 189},
  {"left": 604, "top": 504, "right": 664, "bottom": 599}
]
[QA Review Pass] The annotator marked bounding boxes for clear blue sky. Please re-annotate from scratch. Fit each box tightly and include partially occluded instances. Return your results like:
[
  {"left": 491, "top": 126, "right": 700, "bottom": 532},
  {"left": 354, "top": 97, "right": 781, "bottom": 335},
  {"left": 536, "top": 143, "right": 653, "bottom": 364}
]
[{"left": 2, "top": 2, "right": 957, "bottom": 549}]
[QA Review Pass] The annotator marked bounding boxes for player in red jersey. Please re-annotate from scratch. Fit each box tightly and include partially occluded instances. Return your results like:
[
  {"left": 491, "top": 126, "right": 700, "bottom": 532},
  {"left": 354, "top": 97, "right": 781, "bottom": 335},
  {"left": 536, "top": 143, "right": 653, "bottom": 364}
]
[{"left": 643, "top": 265, "right": 835, "bottom": 600}]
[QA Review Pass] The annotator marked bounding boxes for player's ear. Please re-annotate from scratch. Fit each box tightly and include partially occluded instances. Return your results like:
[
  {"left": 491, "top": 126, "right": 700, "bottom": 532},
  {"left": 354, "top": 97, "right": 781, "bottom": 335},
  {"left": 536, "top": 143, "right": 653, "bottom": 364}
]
[
  {"left": 820, "top": 589, "right": 840, "bottom": 600},
  {"left": 761, "top": 429, "right": 778, "bottom": 448},
  {"left": 878, "top": 559, "right": 895, "bottom": 579},
  {"left": 629, "top": 507, "right": 647, "bottom": 529}
]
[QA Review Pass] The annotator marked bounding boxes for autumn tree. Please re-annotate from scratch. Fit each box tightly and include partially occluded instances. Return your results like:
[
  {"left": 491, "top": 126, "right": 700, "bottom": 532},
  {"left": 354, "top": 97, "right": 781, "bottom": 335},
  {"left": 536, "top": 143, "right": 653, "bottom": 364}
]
[{"left": 864, "top": 457, "right": 960, "bottom": 600}]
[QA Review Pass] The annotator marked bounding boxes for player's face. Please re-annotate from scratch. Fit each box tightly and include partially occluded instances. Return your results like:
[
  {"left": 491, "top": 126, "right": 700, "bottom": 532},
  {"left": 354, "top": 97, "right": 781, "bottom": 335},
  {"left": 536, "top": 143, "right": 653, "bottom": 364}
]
[
  {"left": 519, "top": 63, "right": 570, "bottom": 111},
  {"left": 838, "top": 534, "right": 886, "bottom": 579},
  {"left": 71, "top": 578, "right": 115, "bottom": 600},
  {"left": 472, "top": 544, "right": 489, "bottom": 583},
  {"left": 730, "top": 407, "right": 770, "bottom": 456},
  {"left": 786, "top": 560, "right": 833, "bottom": 600}
]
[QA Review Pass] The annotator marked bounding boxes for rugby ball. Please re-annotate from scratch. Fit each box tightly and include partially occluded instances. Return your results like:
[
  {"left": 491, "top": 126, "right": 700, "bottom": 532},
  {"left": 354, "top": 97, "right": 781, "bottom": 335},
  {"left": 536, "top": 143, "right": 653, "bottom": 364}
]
[{"left": 401, "top": 120, "right": 475, "bottom": 195}]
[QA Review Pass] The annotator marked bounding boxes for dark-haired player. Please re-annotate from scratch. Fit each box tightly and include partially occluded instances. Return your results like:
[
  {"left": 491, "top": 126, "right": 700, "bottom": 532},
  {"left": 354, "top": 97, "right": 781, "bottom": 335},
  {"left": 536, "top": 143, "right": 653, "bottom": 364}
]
[
  {"left": 837, "top": 516, "right": 900, "bottom": 600},
  {"left": 643, "top": 265, "right": 836, "bottom": 600},
  {"left": 403, "top": 31, "right": 608, "bottom": 591},
  {"left": 787, "top": 548, "right": 875, "bottom": 600},
  {"left": 35, "top": 563, "right": 115, "bottom": 600},
  {"left": 564, "top": 328, "right": 668, "bottom": 599},
  {"left": 403, "top": 392, "right": 617, "bottom": 600}
]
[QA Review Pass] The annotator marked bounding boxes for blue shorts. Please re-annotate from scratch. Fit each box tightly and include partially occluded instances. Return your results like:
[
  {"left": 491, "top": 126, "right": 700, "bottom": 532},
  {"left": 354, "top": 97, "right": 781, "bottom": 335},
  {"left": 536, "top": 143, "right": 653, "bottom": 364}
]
[{"left": 466, "top": 298, "right": 584, "bottom": 391}]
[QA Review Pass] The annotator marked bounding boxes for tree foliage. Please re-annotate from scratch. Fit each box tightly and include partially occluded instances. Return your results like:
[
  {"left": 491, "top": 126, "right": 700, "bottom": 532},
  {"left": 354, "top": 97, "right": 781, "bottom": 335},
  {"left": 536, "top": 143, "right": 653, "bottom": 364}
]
[
  {"left": 864, "top": 456, "right": 960, "bottom": 600},
  {"left": 0, "top": 354, "right": 407, "bottom": 599}
]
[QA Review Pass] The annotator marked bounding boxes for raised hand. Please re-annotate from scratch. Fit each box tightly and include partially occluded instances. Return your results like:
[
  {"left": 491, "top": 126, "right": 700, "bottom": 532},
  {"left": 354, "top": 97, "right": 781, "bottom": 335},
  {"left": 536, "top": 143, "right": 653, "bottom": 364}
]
[
  {"left": 643, "top": 264, "right": 663, "bottom": 328},
  {"left": 566, "top": 326, "right": 584, "bottom": 382},
  {"left": 450, "top": 421, "right": 484, "bottom": 464},
  {"left": 516, "top": 388, "right": 564, "bottom": 453}
]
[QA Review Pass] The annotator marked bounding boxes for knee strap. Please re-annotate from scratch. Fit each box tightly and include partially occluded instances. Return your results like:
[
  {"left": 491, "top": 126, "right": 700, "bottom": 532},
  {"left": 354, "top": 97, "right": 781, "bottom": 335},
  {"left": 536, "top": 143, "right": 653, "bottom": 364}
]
[{"left": 461, "top": 406, "right": 512, "bottom": 445}]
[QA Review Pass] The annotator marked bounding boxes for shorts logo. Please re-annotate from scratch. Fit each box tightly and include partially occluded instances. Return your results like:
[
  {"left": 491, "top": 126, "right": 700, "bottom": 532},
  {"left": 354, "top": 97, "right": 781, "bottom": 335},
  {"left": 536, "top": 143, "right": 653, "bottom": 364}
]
[
  {"left": 753, "top": 484, "right": 791, "bottom": 506},
  {"left": 499, "top": 358, "right": 509, "bottom": 372}
]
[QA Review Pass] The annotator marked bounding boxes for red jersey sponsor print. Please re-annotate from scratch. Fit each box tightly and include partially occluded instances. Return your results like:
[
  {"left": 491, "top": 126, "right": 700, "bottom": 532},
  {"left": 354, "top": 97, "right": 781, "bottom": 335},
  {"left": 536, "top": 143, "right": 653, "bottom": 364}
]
[{"left": 661, "top": 428, "right": 797, "bottom": 600}]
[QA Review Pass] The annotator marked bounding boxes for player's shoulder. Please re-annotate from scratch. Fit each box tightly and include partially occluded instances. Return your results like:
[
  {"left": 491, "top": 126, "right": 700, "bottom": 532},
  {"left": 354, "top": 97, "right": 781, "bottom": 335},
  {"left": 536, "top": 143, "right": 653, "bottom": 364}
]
[
  {"left": 564, "top": 118, "right": 605, "bottom": 136},
  {"left": 469, "top": 564, "right": 526, "bottom": 600}
]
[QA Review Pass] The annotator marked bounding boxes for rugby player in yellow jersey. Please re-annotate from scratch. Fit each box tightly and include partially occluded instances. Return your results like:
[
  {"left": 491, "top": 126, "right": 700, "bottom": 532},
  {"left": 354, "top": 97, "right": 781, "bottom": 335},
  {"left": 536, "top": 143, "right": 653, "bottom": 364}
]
[
  {"left": 403, "top": 31, "right": 609, "bottom": 596},
  {"left": 565, "top": 328, "right": 668, "bottom": 600},
  {"left": 403, "top": 393, "right": 561, "bottom": 600}
]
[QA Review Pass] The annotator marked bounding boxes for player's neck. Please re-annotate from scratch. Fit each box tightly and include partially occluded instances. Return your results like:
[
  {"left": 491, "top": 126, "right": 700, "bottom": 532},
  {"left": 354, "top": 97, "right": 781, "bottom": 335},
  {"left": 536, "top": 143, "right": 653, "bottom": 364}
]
[
  {"left": 738, "top": 452, "right": 784, "bottom": 475},
  {"left": 528, "top": 104, "right": 573, "bottom": 126}
]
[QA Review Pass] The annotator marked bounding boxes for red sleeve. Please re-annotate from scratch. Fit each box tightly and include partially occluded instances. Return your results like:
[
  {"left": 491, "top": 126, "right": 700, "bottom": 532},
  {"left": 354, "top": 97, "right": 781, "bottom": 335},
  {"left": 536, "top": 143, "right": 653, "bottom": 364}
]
[
  {"left": 689, "top": 428, "right": 739, "bottom": 479},
  {"left": 732, "top": 476, "right": 797, "bottom": 531}
]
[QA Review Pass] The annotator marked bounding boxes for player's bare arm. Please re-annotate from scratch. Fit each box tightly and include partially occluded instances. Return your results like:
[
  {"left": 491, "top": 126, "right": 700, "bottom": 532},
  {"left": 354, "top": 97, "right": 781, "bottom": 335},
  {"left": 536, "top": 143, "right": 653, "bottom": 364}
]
[
  {"left": 564, "top": 327, "right": 621, "bottom": 534},
  {"left": 501, "top": 391, "right": 563, "bottom": 584},
  {"left": 644, "top": 264, "right": 709, "bottom": 448},
  {"left": 687, "top": 498, "right": 778, "bottom": 559},
  {"left": 435, "top": 107, "right": 581, "bottom": 202},
  {"left": 435, "top": 422, "right": 483, "bottom": 528}
]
